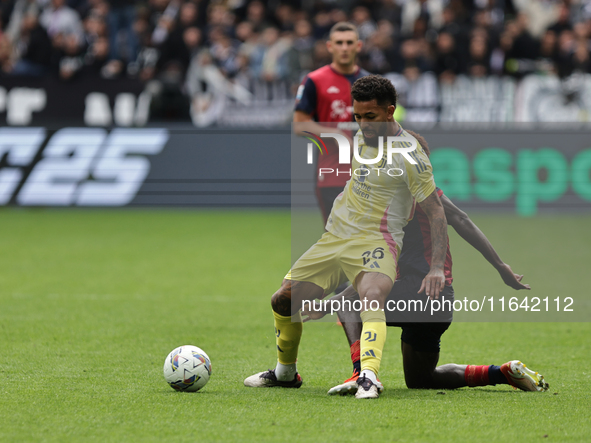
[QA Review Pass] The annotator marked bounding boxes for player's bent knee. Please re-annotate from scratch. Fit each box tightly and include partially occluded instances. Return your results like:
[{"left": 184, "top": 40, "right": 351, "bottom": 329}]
[
  {"left": 271, "top": 282, "right": 292, "bottom": 316},
  {"left": 362, "top": 289, "right": 388, "bottom": 305}
]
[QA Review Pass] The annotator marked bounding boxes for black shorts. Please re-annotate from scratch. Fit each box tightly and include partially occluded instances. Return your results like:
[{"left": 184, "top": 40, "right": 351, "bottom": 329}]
[
  {"left": 315, "top": 187, "right": 343, "bottom": 224},
  {"left": 385, "top": 273, "right": 454, "bottom": 353}
]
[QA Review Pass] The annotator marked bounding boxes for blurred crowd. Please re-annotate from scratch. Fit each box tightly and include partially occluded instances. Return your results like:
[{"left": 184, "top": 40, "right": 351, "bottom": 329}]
[{"left": 1, "top": 0, "right": 591, "bottom": 87}]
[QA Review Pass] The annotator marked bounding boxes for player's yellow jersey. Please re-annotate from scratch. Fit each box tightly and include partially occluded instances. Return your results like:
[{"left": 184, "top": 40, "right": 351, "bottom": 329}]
[{"left": 326, "top": 126, "right": 436, "bottom": 249}]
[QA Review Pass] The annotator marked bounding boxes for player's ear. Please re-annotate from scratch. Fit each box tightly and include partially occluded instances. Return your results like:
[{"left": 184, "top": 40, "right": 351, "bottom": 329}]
[
  {"left": 356, "top": 40, "right": 363, "bottom": 52},
  {"left": 326, "top": 39, "right": 333, "bottom": 54},
  {"left": 388, "top": 105, "right": 396, "bottom": 120}
]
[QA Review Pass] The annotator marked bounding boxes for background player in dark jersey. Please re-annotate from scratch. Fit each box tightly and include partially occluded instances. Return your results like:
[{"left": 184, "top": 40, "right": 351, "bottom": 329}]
[
  {"left": 294, "top": 22, "right": 370, "bottom": 223},
  {"left": 303, "top": 132, "right": 549, "bottom": 394}
]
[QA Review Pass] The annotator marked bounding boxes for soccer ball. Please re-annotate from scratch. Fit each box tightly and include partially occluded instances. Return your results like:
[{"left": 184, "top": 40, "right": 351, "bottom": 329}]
[{"left": 163, "top": 345, "right": 212, "bottom": 392}]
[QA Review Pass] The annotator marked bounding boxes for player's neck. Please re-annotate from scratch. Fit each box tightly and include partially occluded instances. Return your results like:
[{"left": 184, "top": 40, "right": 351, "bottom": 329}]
[
  {"left": 387, "top": 121, "right": 401, "bottom": 137},
  {"left": 330, "top": 61, "right": 357, "bottom": 75}
]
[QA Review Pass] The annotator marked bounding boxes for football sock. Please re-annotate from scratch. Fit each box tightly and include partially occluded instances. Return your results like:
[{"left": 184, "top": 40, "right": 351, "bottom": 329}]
[
  {"left": 464, "top": 365, "right": 509, "bottom": 386},
  {"left": 359, "top": 309, "right": 386, "bottom": 376},
  {"left": 488, "top": 365, "right": 509, "bottom": 385},
  {"left": 273, "top": 310, "right": 302, "bottom": 377},
  {"left": 350, "top": 340, "right": 361, "bottom": 374},
  {"left": 360, "top": 369, "right": 378, "bottom": 384},
  {"left": 275, "top": 362, "right": 297, "bottom": 381},
  {"left": 464, "top": 365, "right": 489, "bottom": 386}
]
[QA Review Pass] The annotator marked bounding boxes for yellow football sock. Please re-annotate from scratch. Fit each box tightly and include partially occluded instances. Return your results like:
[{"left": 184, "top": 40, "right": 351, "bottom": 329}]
[
  {"left": 359, "top": 309, "right": 387, "bottom": 375},
  {"left": 273, "top": 310, "right": 302, "bottom": 365}
]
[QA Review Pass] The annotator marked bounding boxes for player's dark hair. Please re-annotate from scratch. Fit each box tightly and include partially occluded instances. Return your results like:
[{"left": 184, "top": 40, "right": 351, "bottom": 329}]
[
  {"left": 351, "top": 75, "right": 398, "bottom": 108},
  {"left": 329, "top": 22, "right": 359, "bottom": 39},
  {"left": 406, "top": 130, "right": 431, "bottom": 157}
]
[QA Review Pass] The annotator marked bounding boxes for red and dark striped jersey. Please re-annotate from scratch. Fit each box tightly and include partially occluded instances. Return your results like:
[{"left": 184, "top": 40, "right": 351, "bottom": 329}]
[
  {"left": 295, "top": 65, "right": 370, "bottom": 188},
  {"left": 397, "top": 188, "right": 453, "bottom": 286}
]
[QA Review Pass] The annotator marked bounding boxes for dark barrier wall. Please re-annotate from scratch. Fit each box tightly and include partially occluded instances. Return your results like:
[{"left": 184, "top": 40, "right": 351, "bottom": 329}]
[
  {"left": 0, "top": 126, "right": 590, "bottom": 214},
  {"left": 133, "top": 129, "right": 290, "bottom": 207},
  {"left": 0, "top": 78, "right": 146, "bottom": 126}
]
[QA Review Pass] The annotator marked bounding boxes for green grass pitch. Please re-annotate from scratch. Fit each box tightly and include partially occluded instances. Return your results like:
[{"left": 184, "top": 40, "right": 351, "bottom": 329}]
[{"left": 0, "top": 209, "right": 590, "bottom": 442}]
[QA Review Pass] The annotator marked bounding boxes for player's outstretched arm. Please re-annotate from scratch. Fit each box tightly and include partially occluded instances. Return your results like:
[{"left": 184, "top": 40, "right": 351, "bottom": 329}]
[
  {"left": 441, "top": 194, "right": 530, "bottom": 290},
  {"left": 293, "top": 111, "right": 353, "bottom": 149},
  {"left": 417, "top": 190, "right": 447, "bottom": 300}
]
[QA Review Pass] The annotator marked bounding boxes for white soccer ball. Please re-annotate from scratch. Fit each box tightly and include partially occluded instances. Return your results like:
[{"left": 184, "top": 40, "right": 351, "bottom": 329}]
[{"left": 163, "top": 345, "right": 212, "bottom": 392}]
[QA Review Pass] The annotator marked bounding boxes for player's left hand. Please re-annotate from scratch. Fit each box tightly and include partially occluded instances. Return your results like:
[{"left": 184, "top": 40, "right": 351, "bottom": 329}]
[
  {"left": 497, "top": 263, "right": 531, "bottom": 290},
  {"left": 301, "top": 301, "right": 329, "bottom": 322},
  {"left": 418, "top": 268, "right": 446, "bottom": 300}
]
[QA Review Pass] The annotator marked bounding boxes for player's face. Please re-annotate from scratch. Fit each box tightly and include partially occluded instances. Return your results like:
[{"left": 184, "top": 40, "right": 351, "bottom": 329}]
[
  {"left": 327, "top": 31, "right": 362, "bottom": 67},
  {"left": 353, "top": 99, "right": 396, "bottom": 147}
]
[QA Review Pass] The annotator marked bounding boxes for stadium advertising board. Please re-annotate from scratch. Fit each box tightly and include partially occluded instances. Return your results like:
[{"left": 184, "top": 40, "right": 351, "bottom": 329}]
[
  {"left": 429, "top": 136, "right": 591, "bottom": 216},
  {"left": 0, "top": 127, "right": 590, "bottom": 215},
  {"left": 0, "top": 127, "right": 169, "bottom": 206}
]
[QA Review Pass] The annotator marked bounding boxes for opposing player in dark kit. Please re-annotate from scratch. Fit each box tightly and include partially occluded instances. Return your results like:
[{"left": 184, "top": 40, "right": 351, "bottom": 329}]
[{"left": 293, "top": 22, "right": 370, "bottom": 222}]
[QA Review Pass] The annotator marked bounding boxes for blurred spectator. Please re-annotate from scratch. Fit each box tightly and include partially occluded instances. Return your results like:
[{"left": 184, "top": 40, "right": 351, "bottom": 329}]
[
  {"left": 573, "top": 39, "right": 591, "bottom": 73},
  {"left": 245, "top": 0, "right": 270, "bottom": 33},
  {"left": 274, "top": 3, "right": 295, "bottom": 32},
  {"left": 82, "top": 34, "right": 110, "bottom": 76},
  {"left": 350, "top": 6, "right": 376, "bottom": 41},
  {"left": 506, "top": 14, "right": 538, "bottom": 59},
  {"left": 250, "top": 26, "right": 290, "bottom": 82},
  {"left": 360, "top": 26, "right": 399, "bottom": 74},
  {"left": 548, "top": 3, "right": 572, "bottom": 35},
  {"left": 398, "top": 38, "right": 431, "bottom": 73},
  {"left": 107, "top": 0, "right": 138, "bottom": 63},
  {"left": 209, "top": 26, "right": 239, "bottom": 77},
  {"left": 204, "top": 3, "right": 234, "bottom": 38},
  {"left": 0, "top": 0, "right": 14, "bottom": 31},
  {"left": 0, "top": 33, "right": 12, "bottom": 73},
  {"left": 292, "top": 18, "right": 314, "bottom": 72},
  {"left": 58, "top": 32, "right": 84, "bottom": 80},
  {"left": 235, "top": 20, "right": 258, "bottom": 57},
  {"left": 538, "top": 29, "right": 557, "bottom": 68},
  {"left": 411, "top": 15, "right": 428, "bottom": 39},
  {"left": 157, "top": 2, "right": 201, "bottom": 72},
  {"left": 401, "top": 0, "right": 444, "bottom": 37},
  {"left": 434, "top": 31, "right": 463, "bottom": 82},
  {"left": 330, "top": 9, "right": 348, "bottom": 26},
  {"left": 556, "top": 29, "right": 577, "bottom": 78},
  {"left": 374, "top": 0, "right": 401, "bottom": 27},
  {"left": 11, "top": 12, "right": 52, "bottom": 76},
  {"left": 40, "top": 0, "right": 83, "bottom": 40},
  {"left": 467, "top": 33, "right": 489, "bottom": 77},
  {"left": 312, "top": 10, "right": 332, "bottom": 39},
  {"left": 573, "top": 21, "right": 590, "bottom": 41},
  {"left": 83, "top": 11, "right": 108, "bottom": 46},
  {"left": 439, "top": 6, "right": 462, "bottom": 38},
  {"left": 312, "top": 38, "right": 331, "bottom": 69}
]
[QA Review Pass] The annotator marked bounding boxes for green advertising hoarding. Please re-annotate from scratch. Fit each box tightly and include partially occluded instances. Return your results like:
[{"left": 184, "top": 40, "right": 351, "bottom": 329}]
[{"left": 423, "top": 128, "right": 591, "bottom": 215}]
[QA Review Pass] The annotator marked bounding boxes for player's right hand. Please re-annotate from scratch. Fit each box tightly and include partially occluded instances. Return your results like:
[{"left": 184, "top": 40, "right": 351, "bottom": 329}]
[
  {"left": 418, "top": 268, "right": 445, "bottom": 300},
  {"left": 497, "top": 263, "right": 531, "bottom": 290}
]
